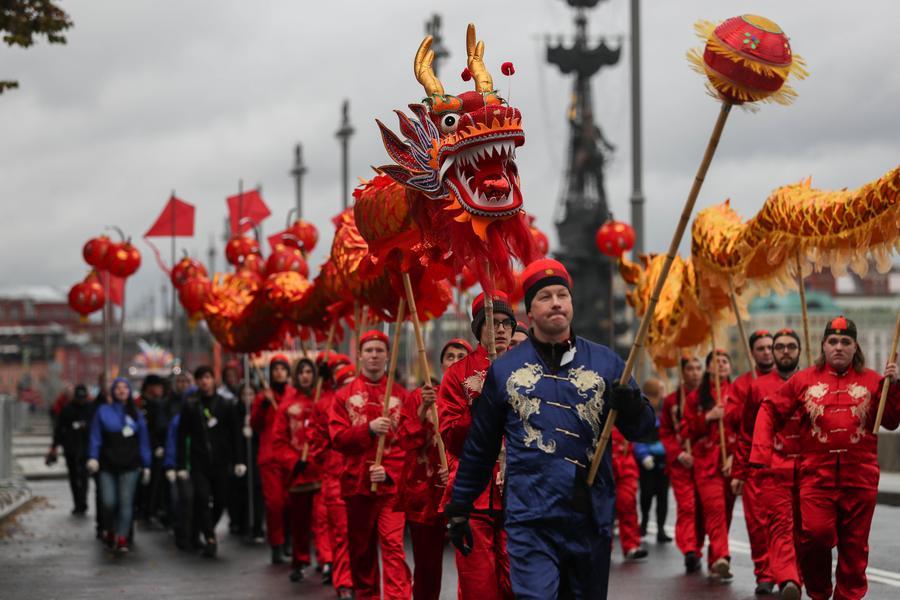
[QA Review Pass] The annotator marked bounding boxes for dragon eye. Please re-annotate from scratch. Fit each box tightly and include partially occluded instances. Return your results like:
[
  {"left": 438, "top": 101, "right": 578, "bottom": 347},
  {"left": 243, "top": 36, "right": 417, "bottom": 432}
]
[{"left": 440, "top": 113, "right": 459, "bottom": 133}]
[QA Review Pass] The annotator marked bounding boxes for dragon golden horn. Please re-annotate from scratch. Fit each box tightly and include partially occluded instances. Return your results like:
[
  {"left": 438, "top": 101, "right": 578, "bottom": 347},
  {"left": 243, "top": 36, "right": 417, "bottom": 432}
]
[
  {"left": 466, "top": 23, "right": 493, "bottom": 93},
  {"left": 414, "top": 35, "right": 445, "bottom": 98}
]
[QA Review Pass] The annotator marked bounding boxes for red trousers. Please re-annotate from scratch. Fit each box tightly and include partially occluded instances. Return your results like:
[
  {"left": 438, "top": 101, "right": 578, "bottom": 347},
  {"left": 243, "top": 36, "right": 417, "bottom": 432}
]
[
  {"left": 344, "top": 494, "right": 411, "bottom": 600},
  {"left": 798, "top": 480, "right": 876, "bottom": 600},
  {"left": 760, "top": 467, "right": 801, "bottom": 587},
  {"left": 289, "top": 491, "right": 314, "bottom": 567},
  {"left": 669, "top": 462, "right": 703, "bottom": 556},
  {"left": 455, "top": 514, "right": 513, "bottom": 600},
  {"left": 408, "top": 520, "right": 446, "bottom": 600},
  {"left": 696, "top": 474, "right": 731, "bottom": 566},
  {"left": 615, "top": 472, "right": 642, "bottom": 555},
  {"left": 742, "top": 474, "right": 773, "bottom": 582},
  {"left": 260, "top": 461, "right": 288, "bottom": 546},
  {"left": 324, "top": 493, "right": 353, "bottom": 590},
  {"left": 312, "top": 492, "right": 332, "bottom": 565}
]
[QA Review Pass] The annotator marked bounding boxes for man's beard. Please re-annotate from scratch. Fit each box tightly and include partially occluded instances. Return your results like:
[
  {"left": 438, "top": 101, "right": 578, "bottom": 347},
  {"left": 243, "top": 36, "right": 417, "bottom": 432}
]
[{"left": 776, "top": 358, "right": 799, "bottom": 376}]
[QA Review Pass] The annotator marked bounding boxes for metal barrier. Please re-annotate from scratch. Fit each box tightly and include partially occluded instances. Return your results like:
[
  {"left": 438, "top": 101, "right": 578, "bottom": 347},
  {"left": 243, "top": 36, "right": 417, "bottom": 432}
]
[{"left": 0, "top": 396, "right": 13, "bottom": 479}]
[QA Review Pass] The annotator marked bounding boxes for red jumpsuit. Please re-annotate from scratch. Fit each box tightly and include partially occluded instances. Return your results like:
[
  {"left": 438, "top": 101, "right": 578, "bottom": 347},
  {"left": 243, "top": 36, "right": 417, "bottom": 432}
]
[
  {"left": 271, "top": 388, "right": 320, "bottom": 569},
  {"left": 682, "top": 382, "right": 736, "bottom": 568},
  {"left": 309, "top": 389, "right": 352, "bottom": 590},
  {"left": 329, "top": 374, "right": 412, "bottom": 600},
  {"left": 742, "top": 370, "right": 803, "bottom": 587},
  {"left": 397, "top": 386, "right": 447, "bottom": 600},
  {"left": 611, "top": 429, "right": 641, "bottom": 555},
  {"left": 751, "top": 366, "right": 900, "bottom": 600},
  {"left": 250, "top": 384, "right": 297, "bottom": 547},
  {"left": 438, "top": 344, "right": 512, "bottom": 600},
  {"left": 729, "top": 368, "right": 773, "bottom": 584},
  {"left": 659, "top": 387, "right": 703, "bottom": 558}
]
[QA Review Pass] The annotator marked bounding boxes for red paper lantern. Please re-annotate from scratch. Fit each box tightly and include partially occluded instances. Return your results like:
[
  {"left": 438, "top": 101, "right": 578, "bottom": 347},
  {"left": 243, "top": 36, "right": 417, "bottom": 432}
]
[
  {"left": 105, "top": 241, "right": 142, "bottom": 278},
  {"left": 83, "top": 236, "right": 111, "bottom": 270},
  {"left": 225, "top": 236, "right": 261, "bottom": 266},
  {"left": 286, "top": 219, "right": 319, "bottom": 254},
  {"left": 459, "top": 266, "right": 478, "bottom": 291},
  {"left": 171, "top": 256, "right": 208, "bottom": 289},
  {"left": 178, "top": 276, "right": 211, "bottom": 318},
  {"left": 595, "top": 220, "right": 636, "bottom": 258},
  {"left": 242, "top": 252, "right": 266, "bottom": 275},
  {"left": 266, "top": 244, "right": 309, "bottom": 277},
  {"left": 68, "top": 277, "right": 105, "bottom": 320}
]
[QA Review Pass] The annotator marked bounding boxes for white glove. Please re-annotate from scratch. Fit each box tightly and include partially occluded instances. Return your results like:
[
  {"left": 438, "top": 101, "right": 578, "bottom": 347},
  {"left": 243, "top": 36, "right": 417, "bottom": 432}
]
[
  {"left": 154, "top": 446, "right": 165, "bottom": 458},
  {"left": 165, "top": 470, "right": 176, "bottom": 483},
  {"left": 176, "top": 469, "right": 189, "bottom": 481},
  {"left": 641, "top": 456, "right": 655, "bottom": 471},
  {"left": 242, "top": 425, "right": 253, "bottom": 439},
  {"left": 141, "top": 468, "right": 151, "bottom": 485},
  {"left": 86, "top": 458, "right": 99, "bottom": 474},
  {"left": 234, "top": 464, "right": 247, "bottom": 477}
]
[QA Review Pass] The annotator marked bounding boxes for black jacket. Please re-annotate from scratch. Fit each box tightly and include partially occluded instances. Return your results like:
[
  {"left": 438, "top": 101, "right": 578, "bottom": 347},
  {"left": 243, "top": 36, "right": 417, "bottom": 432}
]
[
  {"left": 52, "top": 401, "right": 93, "bottom": 459},
  {"left": 176, "top": 392, "right": 243, "bottom": 472}
]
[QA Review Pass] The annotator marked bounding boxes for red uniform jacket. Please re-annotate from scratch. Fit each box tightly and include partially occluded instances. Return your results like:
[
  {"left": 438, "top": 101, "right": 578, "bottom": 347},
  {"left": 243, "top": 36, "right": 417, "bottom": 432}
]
[
  {"left": 659, "top": 387, "right": 688, "bottom": 461},
  {"left": 728, "top": 368, "right": 766, "bottom": 480},
  {"left": 328, "top": 374, "right": 410, "bottom": 498},
  {"left": 271, "top": 388, "right": 321, "bottom": 489},
  {"left": 750, "top": 365, "right": 900, "bottom": 489},
  {"left": 611, "top": 428, "right": 639, "bottom": 480},
  {"left": 396, "top": 386, "right": 446, "bottom": 525},
  {"left": 682, "top": 380, "right": 737, "bottom": 479},
  {"left": 437, "top": 345, "right": 504, "bottom": 513},
  {"left": 251, "top": 384, "right": 298, "bottom": 466},
  {"left": 740, "top": 370, "right": 802, "bottom": 474},
  {"left": 309, "top": 389, "right": 344, "bottom": 502}
]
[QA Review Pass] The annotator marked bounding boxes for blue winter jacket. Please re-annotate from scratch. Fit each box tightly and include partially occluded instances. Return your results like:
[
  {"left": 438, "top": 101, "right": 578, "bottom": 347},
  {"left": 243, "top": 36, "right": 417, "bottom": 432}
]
[
  {"left": 163, "top": 413, "right": 181, "bottom": 471},
  {"left": 450, "top": 336, "right": 655, "bottom": 534},
  {"left": 88, "top": 401, "right": 152, "bottom": 471}
]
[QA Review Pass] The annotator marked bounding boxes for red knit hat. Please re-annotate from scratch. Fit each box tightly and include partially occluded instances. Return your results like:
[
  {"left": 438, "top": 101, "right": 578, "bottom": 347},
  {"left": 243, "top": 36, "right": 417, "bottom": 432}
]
[
  {"left": 333, "top": 364, "right": 356, "bottom": 387},
  {"left": 470, "top": 292, "right": 516, "bottom": 339},
  {"left": 824, "top": 315, "right": 857, "bottom": 340},
  {"left": 521, "top": 258, "right": 572, "bottom": 312},
  {"left": 441, "top": 338, "right": 473, "bottom": 362},
  {"left": 269, "top": 353, "right": 291, "bottom": 370},
  {"left": 359, "top": 329, "right": 390, "bottom": 349}
]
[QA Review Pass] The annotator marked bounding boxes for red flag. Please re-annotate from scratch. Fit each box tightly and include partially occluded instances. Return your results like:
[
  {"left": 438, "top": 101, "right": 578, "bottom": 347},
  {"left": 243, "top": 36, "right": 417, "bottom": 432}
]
[
  {"left": 145, "top": 196, "right": 195, "bottom": 238},
  {"left": 227, "top": 189, "right": 270, "bottom": 236}
]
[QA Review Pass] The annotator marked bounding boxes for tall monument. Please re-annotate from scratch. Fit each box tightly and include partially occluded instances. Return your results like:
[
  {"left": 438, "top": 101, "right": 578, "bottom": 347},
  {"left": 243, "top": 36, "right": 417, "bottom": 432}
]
[{"left": 547, "top": 0, "right": 621, "bottom": 346}]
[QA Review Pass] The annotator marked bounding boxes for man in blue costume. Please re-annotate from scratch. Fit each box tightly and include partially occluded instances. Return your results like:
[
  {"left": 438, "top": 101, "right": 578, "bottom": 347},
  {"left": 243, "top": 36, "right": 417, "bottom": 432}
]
[{"left": 446, "top": 258, "right": 656, "bottom": 599}]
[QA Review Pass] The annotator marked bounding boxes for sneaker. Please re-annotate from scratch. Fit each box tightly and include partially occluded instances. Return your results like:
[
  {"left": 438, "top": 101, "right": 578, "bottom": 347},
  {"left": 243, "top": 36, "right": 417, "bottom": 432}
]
[
  {"left": 322, "top": 562, "right": 332, "bottom": 585},
  {"left": 337, "top": 587, "right": 354, "bottom": 600},
  {"left": 779, "top": 581, "right": 801, "bottom": 600},
  {"left": 202, "top": 538, "right": 217, "bottom": 558},
  {"left": 271, "top": 545, "right": 285, "bottom": 565},
  {"left": 755, "top": 581, "right": 775, "bottom": 595},
  {"left": 625, "top": 547, "right": 648, "bottom": 561},
  {"left": 639, "top": 523, "right": 648, "bottom": 537},
  {"left": 104, "top": 530, "right": 116, "bottom": 549},
  {"left": 657, "top": 531, "right": 673, "bottom": 544},
  {"left": 289, "top": 567, "right": 305, "bottom": 582},
  {"left": 115, "top": 536, "right": 129, "bottom": 554},
  {"left": 711, "top": 558, "right": 733, "bottom": 581},
  {"left": 684, "top": 551, "right": 702, "bottom": 574}
]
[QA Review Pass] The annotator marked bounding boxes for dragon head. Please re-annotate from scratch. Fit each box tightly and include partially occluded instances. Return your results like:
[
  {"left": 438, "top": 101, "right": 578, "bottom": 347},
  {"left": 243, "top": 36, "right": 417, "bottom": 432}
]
[{"left": 377, "top": 24, "right": 524, "bottom": 240}]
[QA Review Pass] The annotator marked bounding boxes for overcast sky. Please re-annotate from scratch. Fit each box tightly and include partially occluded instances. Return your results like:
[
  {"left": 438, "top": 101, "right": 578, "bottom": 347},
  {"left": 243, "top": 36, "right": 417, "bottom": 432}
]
[{"left": 2, "top": 1, "right": 898, "bottom": 322}]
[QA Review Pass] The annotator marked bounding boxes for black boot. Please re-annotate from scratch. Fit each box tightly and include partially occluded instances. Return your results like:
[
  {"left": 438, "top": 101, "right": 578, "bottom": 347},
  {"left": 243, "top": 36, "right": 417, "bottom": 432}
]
[
  {"left": 755, "top": 581, "right": 775, "bottom": 595},
  {"left": 271, "top": 545, "right": 284, "bottom": 564},
  {"left": 289, "top": 567, "right": 305, "bottom": 582},
  {"left": 202, "top": 537, "right": 217, "bottom": 558},
  {"left": 684, "top": 551, "right": 702, "bottom": 574},
  {"left": 657, "top": 530, "right": 673, "bottom": 543},
  {"left": 779, "top": 581, "right": 800, "bottom": 600}
]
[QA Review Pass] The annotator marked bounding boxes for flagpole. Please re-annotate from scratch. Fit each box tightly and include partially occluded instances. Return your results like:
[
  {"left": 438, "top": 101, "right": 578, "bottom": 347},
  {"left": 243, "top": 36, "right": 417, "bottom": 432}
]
[
  {"left": 117, "top": 281, "right": 127, "bottom": 376},
  {"left": 170, "top": 190, "right": 178, "bottom": 371}
]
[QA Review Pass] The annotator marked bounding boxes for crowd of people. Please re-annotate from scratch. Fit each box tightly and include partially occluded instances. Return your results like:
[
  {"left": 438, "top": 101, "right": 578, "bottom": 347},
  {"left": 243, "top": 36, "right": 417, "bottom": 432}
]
[{"left": 45, "top": 257, "right": 900, "bottom": 600}]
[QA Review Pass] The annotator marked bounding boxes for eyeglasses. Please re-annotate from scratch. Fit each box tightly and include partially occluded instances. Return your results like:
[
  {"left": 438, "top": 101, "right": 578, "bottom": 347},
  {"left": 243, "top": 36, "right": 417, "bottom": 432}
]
[
  {"left": 492, "top": 318, "right": 515, "bottom": 330},
  {"left": 774, "top": 343, "right": 799, "bottom": 351}
]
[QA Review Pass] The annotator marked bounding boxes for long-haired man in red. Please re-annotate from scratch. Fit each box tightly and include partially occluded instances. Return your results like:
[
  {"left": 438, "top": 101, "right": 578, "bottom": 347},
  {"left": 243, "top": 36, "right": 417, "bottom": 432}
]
[
  {"left": 250, "top": 354, "right": 297, "bottom": 564},
  {"left": 272, "top": 357, "right": 320, "bottom": 583},
  {"left": 612, "top": 428, "right": 647, "bottom": 561},
  {"left": 739, "top": 328, "right": 803, "bottom": 599},
  {"left": 398, "top": 338, "right": 471, "bottom": 600},
  {"left": 727, "top": 330, "right": 776, "bottom": 594},
  {"left": 682, "top": 349, "right": 736, "bottom": 581},
  {"left": 310, "top": 363, "right": 356, "bottom": 600},
  {"left": 437, "top": 292, "right": 515, "bottom": 600},
  {"left": 659, "top": 355, "right": 705, "bottom": 573},
  {"left": 329, "top": 330, "right": 412, "bottom": 600},
  {"left": 751, "top": 317, "right": 900, "bottom": 600}
]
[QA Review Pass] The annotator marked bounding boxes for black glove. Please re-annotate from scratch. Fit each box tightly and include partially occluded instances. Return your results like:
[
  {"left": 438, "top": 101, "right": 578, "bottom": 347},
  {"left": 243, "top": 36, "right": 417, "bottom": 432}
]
[
  {"left": 447, "top": 515, "right": 474, "bottom": 556},
  {"left": 609, "top": 382, "right": 644, "bottom": 423},
  {"left": 45, "top": 452, "right": 57, "bottom": 467},
  {"left": 292, "top": 459, "right": 307, "bottom": 478}
]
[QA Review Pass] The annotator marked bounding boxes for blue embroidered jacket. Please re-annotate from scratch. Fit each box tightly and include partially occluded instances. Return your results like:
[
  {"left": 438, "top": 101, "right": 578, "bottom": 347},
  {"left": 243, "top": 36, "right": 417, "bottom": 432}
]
[{"left": 449, "top": 336, "right": 655, "bottom": 532}]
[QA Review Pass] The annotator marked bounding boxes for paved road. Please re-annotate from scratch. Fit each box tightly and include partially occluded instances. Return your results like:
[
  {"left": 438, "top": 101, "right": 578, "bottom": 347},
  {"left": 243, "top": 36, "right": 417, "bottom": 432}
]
[{"left": 2, "top": 478, "right": 900, "bottom": 599}]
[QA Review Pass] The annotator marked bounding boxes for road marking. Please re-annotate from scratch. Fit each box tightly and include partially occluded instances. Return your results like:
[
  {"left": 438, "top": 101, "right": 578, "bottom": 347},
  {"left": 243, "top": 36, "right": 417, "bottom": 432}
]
[{"left": 645, "top": 523, "right": 900, "bottom": 587}]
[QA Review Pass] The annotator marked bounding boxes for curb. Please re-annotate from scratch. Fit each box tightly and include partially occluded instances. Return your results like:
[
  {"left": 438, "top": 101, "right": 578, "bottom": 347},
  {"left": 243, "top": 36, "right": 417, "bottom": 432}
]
[{"left": 0, "top": 478, "right": 33, "bottom": 521}]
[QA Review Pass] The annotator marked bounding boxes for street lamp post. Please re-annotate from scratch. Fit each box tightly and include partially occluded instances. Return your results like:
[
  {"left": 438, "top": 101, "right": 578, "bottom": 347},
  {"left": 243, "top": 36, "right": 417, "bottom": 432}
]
[{"left": 335, "top": 101, "right": 354, "bottom": 210}]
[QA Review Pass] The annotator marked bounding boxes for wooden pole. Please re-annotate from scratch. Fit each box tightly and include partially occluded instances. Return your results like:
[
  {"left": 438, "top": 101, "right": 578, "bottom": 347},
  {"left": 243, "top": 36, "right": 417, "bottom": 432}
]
[
  {"left": 873, "top": 312, "right": 900, "bottom": 433},
  {"left": 483, "top": 263, "right": 498, "bottom": 362},
  {"left": 251, "top": 362, "right": 278, "bottom": 410},
  {"left": 710, "top": 326, "right": 728, "bottom": 466},
  {"left": 795, "top": 253, "right": 813, "bottom": 367},
  {"left": 372, "top": 298, "right": 406, "bottom": 492},
  {"left": 678, "top": 364, "right": 691, "bottom": 454},
  {"left": 727, "top": 275, "right": 755, "bottom": 379},
  {"left": 586, "top": 101, "right": 733, "bottom": 485},
  {"left": 402, "top": 273, "right": 449, "bottom": 471}
]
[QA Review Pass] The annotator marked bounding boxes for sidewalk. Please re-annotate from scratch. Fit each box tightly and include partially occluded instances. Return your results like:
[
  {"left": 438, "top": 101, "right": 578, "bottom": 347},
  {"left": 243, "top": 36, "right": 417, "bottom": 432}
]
[{"left": 878, "top": 472, "right": 900, "bottom": 507}]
